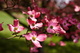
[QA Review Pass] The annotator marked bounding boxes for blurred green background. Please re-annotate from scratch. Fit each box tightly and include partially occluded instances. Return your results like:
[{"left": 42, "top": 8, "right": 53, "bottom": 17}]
[{"left": 0, "top": 11, "right": 80, "bottom": 53}]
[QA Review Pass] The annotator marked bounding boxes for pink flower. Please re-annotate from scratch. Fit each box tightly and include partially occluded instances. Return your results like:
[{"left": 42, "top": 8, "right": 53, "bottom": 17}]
[
  {"left": 68, "top": 17, "right": 78, "bottom": 25},
  {"left": 47, "top": 24, "right": 59, "bottom": 33},
  {"left": 8, "top": 19, "right": 25, "bottom": 33},
  {"left": 27, "top": 19, "right": 43, "bottom": 29},
  {"left": 47, "top": 19, "right": 66, "bottom": 34},
  {"left": 61, "top": 20, "right": 71, "bottom": 30},
  {"left": 23, "top": 10, "right": 40, "bottom": 22},
  {"left": 27, "top": 19, "right": 36, "bottom": 25},
  {"left": 23, "top": 31, "right": 47, "bottom": 48},
  {"left": 30, "top": 47, "right": 38, "bottom": 53},
  {"left": 0, "top": 23, "right": 3, "bottom": 31},
  {"left": 59, "top": 41, "right": 66, "bottom": 46},
  {"left": 30, "top": 23, "right": 43, "bottom": 29},
  {"left": 74, "top": 5, "right": 80, "bottom": 12},
  {"left": 48, "top": 41, "right": 56, "bottom": 46},
  {"left": 73, "top": 37, "right": 79, "bottom": 43},
  {"left": 77, "top": 23, "right": 80, "bottom": 29}
]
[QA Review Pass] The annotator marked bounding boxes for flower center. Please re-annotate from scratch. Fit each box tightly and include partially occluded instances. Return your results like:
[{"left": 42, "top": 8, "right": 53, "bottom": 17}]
[
  {"left": 50, "top": 26, "right": 53, "bottom": 29},
  {"left": 30, "top": 15, "right": 34, "bottom": 17},
  {"left": 32, "top": 37, "right": 36, "bottom": 41},
  {"left": 14, "top": 27, "right": 18, "bottom": 30},
  {"left": 64, "top": 23, "right": 66, "bottom": 25},
  {"left": 32, "top": 24, "right": 35, "bottom": 26}
]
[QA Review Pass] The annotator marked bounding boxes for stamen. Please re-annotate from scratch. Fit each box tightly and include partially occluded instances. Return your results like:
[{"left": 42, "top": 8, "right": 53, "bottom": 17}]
[{"left": 32, "top": 37, "right": 36, "bottom": 41}]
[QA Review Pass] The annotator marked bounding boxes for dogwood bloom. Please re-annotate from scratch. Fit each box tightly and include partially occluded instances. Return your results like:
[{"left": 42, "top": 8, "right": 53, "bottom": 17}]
[
  {"left": 73, "top": 37, "right": 79, "bottom": 43},
  {"left": 74, "top": 5, "right": 80, "bottom": 12},
  {"left": 61, "top": 20, "right": 71, "bottom": 30},
  {"left": 27, "top": 19, "right": 36, "bottom": 25},
  {"left": 8, "top": 19, "right": 25, "bottom": 33},
  {"left": 77, "top": 23, "right": 80, "bottom": 29},
  {"left": 48, "top": 41, "right": 56, "bottom": 46},
  {"left": 59, "top": 41, "right": 66, "bottom": 46},
  {"left": 30, "top": 47, "right": 38, "bottom": 53},
  {"left": 47, "top": 19, "right": 66, "bottom": 34},
  {"left": 30, "top": 23, "right": 43, "bottom": 29},
  {"left": 23, "top": 31, "right": 47, "bottom": 48},
  {"left": 23, "top": 10, "right": 40, "bottom": 22},
  {"left": 0, "top": 23, "right": 3, "bottom": 31},
  {"left": 27, "top": 19, "right": 43, "bottom": 29}
]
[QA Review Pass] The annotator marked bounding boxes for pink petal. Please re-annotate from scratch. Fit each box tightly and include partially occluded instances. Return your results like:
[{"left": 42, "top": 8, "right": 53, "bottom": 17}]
[
  {"left": 30, "top": 23, "right": 43, "bottom": 29},
  {"left": 22, "top": 11, "right": 27, "bottom": 14},
  {"left": 47, "top": 27, "right": 55, "bottom": 33},
  {"left": 32, "top": 40, "right": 42, "bottom": 48},
  {"left": 23, "top": 34, "right": 31, "bottom": 40},
  {"left": 7, "top": 24, "right": 14, "bottom": 32},
  {"left": 35, "top": 23, "right": 43, "bottom": 28},
  {"left": 0, "top": 23, "right": 3, "bottom": 31},
  {"left": 29, "top": 17, "right": 37, "bottom": 22},
  {"left": 59, "top": 27, "right": 66, "bottom": 34},
  {"left": 77, "top": 23, "right": 80, "bottom": 29},
  {"left": 31, "top": 31, "right": 37, "bottom": 37},
  {"left": 27, "top": 19, "right": 36, "bottom": 25},
  {"left": 27, "top": 11, "right": 33, "bottom": 15},
  {"left": 59, "top": 41, "right": 66, "bottom": 46},
  {"left": 18, "top": 26, "right": 25, "bottom": 31},
  {"left": 73, "top": 37, "right": 79, "bottom": 43},
  {"left": 74, "top": 5, "right": 80, "bottom": 12},
  {"left": 35, "top": 12, "right": 40, "bottom": 18},
  {"left": 14, "top": 19, "right": 19, "bottom": 27},
  {"left": 37, "top": 34, "right": 47, "bottom": 42},
  {"left": 48, "top": 41, "right": 56, "bottom": 46}
]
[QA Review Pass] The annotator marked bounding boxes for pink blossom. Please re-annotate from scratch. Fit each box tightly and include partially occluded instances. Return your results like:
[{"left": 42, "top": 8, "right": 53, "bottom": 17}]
[
  {"left": 59, "top": 41, "right": 66, "bottom": 46},
  {"left": 47, "top": 24, "right": 59, "bottom": 33},
  {"left": 23, "top": 10, "right": 40, "bottom": 22},
  {"left": 74, "top": 5, "right": 80, "bottom": 12},
  {"left": 30, "top": 46, "right": 38, "bottom": 53},
  {"left": 8, "top": 19, "right": 25, "bottom": 33},
  {"left": 71, "top": 30, "right": 80, "bottom": 43},
  {"left": 48, "top": 41, "right": 56, "bottom": 46},
  {"left": 23, "top": 31, "right": 47, "bottom": 48},
  {"left": 73, "top": 37, "right": 79, "bottom": 43},
  {"left": 47, "top": 19, "right": 66, "bottom": 34},
  {"left": 0, "top": 23, "right": 3, "bottom": 31},
  {"left": 27, "top": 18, "right": 43, "bottom": 29},
  {"left": 68, "top": 17, "right": 78, "bottom": 25},
  {"left": 27, "top": 19, "right": 36, "bottom": 25},
  {"left": 30, "top": 22, "right": 43, "bottom": 29},
  {"left": 77, "top": 23, "right": 80, "bottom": 29},
  {"left": 43, "top": 15, "right": 49, "bottom": 23},
  {"left": 61, "top": 20, "right": 71, "bottom": 30}
]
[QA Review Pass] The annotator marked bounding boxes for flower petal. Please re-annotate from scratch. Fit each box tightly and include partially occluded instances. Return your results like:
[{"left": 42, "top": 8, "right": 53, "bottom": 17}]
[
  {"left": 14, "top": 19, "right": 19, "bottom": 27},
  {"left": 0, "top": 23, "right": 3, "bottom": 31},
  {"left": 7, "top": 24, "right": 14, "bottom": 32},
  {"left": 23, "top": 34, "right": 31, "bottom": 40},
  {"left": 31, "top": 31, "right": 37, "bottom": 37},
  {"left": 18, "top": 26, "right": 25, "bottom": 32},
  {"left": 35, "top": 12, "right": 40, "bottom": 18},
  {"left": 59, "top": 41, "right": 66, "bottom": 46},
  {"left": 32, "top": 40, "right": 42, "bottom": 48},
  {"left": 37, "top": 34, "right": 47, "bottom": 42},
  {"left": 27, "top": 19, "right": 36, "bottom": 25}
]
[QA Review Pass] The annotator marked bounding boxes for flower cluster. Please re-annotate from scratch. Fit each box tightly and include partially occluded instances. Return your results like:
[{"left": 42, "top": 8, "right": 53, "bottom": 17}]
[{"left": 1, "top": 0, "right": 80, "bottom": 53}]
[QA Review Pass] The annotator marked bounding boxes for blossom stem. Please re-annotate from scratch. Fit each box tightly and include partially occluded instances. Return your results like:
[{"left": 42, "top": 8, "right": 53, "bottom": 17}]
[{"left": 7, "top": 35, "right": 21, "bottom": 39}]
